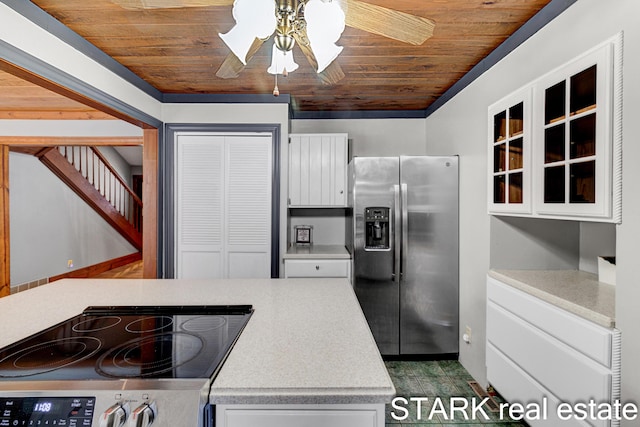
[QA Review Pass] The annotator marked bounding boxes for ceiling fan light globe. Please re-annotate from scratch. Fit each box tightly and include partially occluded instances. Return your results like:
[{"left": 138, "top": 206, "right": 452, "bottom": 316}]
[
  {"left": 219, "top": 0, "right": 277, "bottom": 64},
  {"left": 268, "top": 43, "right": 299, "bottom": 75}
]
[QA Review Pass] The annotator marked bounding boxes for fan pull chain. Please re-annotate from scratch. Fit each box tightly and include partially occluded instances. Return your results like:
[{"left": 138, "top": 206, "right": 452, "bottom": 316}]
[{"left": 273, "top": 73, "right": 280, "bottom": 97}]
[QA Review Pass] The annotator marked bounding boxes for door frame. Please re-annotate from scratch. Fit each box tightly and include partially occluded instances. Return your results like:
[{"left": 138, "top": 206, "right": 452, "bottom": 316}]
[
  {"left": 0, "top": 44, "right": 162, "bottom": 296},
  {"left": 163, "top": 123, "right": 281, "bottom": 279}
]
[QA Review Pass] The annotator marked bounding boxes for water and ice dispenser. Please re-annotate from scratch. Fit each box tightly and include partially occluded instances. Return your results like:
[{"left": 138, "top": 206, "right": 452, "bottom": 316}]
[{"left": 364, "top": 207, "right": 390, "bottom": 250}]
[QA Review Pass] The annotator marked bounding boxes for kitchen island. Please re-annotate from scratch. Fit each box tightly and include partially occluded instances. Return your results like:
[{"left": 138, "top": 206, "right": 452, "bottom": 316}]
[{"left": 0, "top": 278, "right": 395, "bottom": 427}]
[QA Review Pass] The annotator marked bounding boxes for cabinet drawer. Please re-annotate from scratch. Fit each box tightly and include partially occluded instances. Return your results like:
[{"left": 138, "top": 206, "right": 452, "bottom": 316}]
[
  {"left": 487, "top": 301, "right": 611, "bottom": 403},
  {"left": 285, "top": 259, "right": 350, "bottom": 278},
  {"left": 487, "top": 344, "right": 593, "bottom": 427},
  {"left": 487, "top": 277, "right": 612, "bottom": 367},
  {"left": 223, "top": 408, "right": 378, "bottom": 427}
]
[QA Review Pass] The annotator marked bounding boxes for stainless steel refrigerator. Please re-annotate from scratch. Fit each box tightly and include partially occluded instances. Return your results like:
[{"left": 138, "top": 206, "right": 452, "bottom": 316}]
[{"left": 347, "top": 156, "right": 459, "bottom": 356}]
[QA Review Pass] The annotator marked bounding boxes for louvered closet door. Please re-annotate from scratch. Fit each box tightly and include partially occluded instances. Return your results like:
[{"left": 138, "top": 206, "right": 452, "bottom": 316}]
[
  {"left": 176, "top": 133, "right": 272, "bottom": 279},
  {"left": 176, "top": 135, "right": 225, "bottom": 278},
  {"left": 225, "top": 136, "right": 272, "bottom": 278}
]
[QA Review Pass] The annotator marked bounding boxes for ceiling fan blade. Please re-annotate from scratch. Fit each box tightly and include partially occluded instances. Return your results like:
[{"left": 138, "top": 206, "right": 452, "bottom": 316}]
[
  {"left": 293, "top": 32, "right": 345, "bottom": 85},
  {"left": 343, "top": 0, "right": 435, "bottom": 45},
  {"left": 111, "top": 0, "right": 233, "bottom": 10},
  {"left": 317, "top": 61, "right": 345, "bottom": 86},
  {"left": 215, "top": 53, "right": 246, "bottom": 79},
  {"left": 216, "top": 37, "right": 265, "bottom": 79}
]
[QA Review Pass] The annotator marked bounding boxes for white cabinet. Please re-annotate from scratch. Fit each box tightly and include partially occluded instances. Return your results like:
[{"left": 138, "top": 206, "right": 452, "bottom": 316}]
[
  {"left": 289, "top": 133, "right": 348, "bottom": 207},
  {"left": 487, "top": 33, "right": 622, "bottom": 222},
  {"left": 285, "top": 259, "right": 350, "bottom": 278},
  {"left": 486, "top": 276, "right": 620, "bottom": 427},
  {"left": 175, "top": 133, "right": 272, "bottom": 279},
  {"left": 283, "top": 245, "right": 351, "bottom": 279},
  {"left": 216, "top": 404, "right": 385, "bottom": 427},
  {"left": 533, "top": 38, "right": 620, "bottom": 221}
]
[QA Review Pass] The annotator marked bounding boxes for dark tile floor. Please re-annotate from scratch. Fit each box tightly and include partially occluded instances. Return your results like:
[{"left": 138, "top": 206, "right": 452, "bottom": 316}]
[{"left": 384, "top": 360, "right": 526, "bottom": 426}]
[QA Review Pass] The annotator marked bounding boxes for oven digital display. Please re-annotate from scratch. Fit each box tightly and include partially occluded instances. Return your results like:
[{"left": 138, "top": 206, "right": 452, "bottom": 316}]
[
  {"left": 33, "top": 401, "right": 53, "bottom": 412},
  {"left": 0, "top": 396, "right": 95, "bottom": 425}
]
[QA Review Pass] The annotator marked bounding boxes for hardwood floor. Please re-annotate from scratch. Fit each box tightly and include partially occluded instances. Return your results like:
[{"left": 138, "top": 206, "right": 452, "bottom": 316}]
[{"left": 94, "top": 260, "right": 143, "bottom": 279}]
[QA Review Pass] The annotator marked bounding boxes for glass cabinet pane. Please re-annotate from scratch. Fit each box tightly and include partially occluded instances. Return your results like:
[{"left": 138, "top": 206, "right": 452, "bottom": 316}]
[
  {"left": 545, "top": 81, "right": 566, "bottom": 124},
  {"left": 509, "top": 102, "right": 524, "bottom": 137},
  {"left": 494, "top": 143, "right": 506, "bottom": 173},
  {"left": 544, "top": 124, "right": 565, "bottom": 163},
  {"left": 493, "top": 175, "right": 506, "bottom": 204},
  {"left": 570, "top": 161, "right": 595, "bottom": 203},
  {"left": 508, "top": 172, "right": 523, "bottom": 203},
  {"left": 570, "top": 65, "right": 597, "bottom": 115},
  {"left": 494, "top": 111, "right": 506, "bottom": 142},
  {"left": 544, "top": 166, "right": 565, "bottom": 203},
  {"left": 488, "top": 92, "right": 530, "bottom": 212},
  {"left": 509, "top": 138, "right": 523, "bottom": 170},
  {"left": 570, "top": 114, "right": 596, "bottom": 159}
]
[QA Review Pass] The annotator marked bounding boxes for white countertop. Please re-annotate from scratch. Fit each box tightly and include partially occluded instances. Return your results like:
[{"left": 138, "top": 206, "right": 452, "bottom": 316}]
[
  {"left": 284, "top": 244, "right": 351, "bottom": 259},
  {"left": 488, "top": 269, "right": 615, "bottom": 328},
  {"left": 0, "top": 278, "right": 394, "bottom": 405}
]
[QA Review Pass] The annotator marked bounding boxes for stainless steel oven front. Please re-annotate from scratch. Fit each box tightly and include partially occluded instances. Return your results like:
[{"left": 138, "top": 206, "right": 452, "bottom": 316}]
[{"left": 0, "top": 305, "right": 253, "bottom": 427}]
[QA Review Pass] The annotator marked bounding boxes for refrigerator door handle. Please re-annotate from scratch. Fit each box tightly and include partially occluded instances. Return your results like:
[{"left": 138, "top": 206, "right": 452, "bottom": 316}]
[
  {"left": 393, "top": 184, "right": 401, "bottom": 282},
  {"left": 401, "top": 183, "right": 408, "bottom": 280}
]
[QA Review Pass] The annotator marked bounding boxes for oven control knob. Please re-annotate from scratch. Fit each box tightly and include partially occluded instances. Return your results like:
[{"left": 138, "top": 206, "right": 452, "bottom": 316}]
[
  {"left": 100, "top": 402, "right": 129, "bottom": 427},
  {"left": 129, "top": 401, "right": 156, "bottom": 427}
]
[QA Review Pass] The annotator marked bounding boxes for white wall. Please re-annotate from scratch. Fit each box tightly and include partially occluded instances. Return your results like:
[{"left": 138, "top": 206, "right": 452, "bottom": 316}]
[
  {"left": 425, "top": 0, "right": 640, "bottom": 413},
  {"left": 9, "top": 153, "right": 136, "bottom": 285},
  {"left": 291, "top": 118, "right": 427, "bottom": 157}
]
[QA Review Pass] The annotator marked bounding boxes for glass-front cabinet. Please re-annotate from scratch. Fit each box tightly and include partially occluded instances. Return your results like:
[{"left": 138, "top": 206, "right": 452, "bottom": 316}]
[
  {"left": 534, "top": 40, "right": 618, "bottom": 221},
  {"left": 488, "top": 33, "right": 622, "bottom": 223},
  {"left": 488, "top": 88, "right": 532, "bottom": 214}
]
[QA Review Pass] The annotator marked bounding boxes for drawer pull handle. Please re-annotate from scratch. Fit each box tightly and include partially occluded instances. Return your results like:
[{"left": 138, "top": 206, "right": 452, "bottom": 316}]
[{"left": 315, "top": 265, "right": 320, "bottom": 270}]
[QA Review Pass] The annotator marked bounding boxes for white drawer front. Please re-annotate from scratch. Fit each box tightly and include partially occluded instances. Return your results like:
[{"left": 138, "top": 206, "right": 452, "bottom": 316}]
[
  {"left": 223, "top": 409, "right": 378, "bottom": 427},
  {"left": 487, "top": 301, "right": 611, "bottom": 403},
  {"left": 487, "top": 344, "right": 595, "bottom": 427},
  {"left": 487, "top": 277, "right": 612, "bottom": 367},
  {"left": 285, "top": 259, "right": 350, "bottom": 278}
]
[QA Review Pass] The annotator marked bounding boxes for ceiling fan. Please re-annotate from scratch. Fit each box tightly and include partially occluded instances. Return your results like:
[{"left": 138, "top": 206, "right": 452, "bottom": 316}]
[{"left": 111, "top": 0, "right": 435, "bottom": 86}]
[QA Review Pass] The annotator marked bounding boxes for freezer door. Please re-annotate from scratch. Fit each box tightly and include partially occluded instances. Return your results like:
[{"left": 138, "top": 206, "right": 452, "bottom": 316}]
[
  {"left": 400, "top": 156, "right": 459, "bottom": 355},
  {"left": 352, "top": 157, "right": 400, "bottom": 355}
]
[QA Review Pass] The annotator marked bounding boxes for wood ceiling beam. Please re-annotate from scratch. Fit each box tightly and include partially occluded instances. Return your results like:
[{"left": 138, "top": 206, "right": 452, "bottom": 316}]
[
  {"left": 0, "top": 59, "right": 152, "bottom": 129},
  {"left": 0, "top": 111, "right": 117, "bottom": 120},
  {"left": 0, "top": 136, "right": 143, "bottom": 147}
]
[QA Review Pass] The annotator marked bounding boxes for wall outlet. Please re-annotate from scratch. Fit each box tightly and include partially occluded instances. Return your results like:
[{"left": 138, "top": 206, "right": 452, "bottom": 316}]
[
  {"left": 67, "top": 259, "right": 74, "bottom": 269},
  {"left": 463, "top": 326, "right": 472, "bottom": 344}
]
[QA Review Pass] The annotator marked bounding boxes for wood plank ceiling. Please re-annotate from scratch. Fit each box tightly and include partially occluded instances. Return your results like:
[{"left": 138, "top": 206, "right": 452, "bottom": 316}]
[{"left": 3, "top": 0, "right": 553, "bottom": 116}]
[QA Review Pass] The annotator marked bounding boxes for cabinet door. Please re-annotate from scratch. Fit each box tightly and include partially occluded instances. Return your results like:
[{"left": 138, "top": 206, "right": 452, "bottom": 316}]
[
  {"left": 533, "top": 36, "right": 621, "bottom": 221},
  {"left": 289, "top": 134, "right": 348, "bottom": 207},
  {"left": 488, "top": 88, "right": 532, "bottom": 214}
]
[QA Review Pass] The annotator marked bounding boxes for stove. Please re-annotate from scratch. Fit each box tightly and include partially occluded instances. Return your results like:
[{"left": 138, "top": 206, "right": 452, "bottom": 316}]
[{"left": 0, "top": 305, "right": 253, "bottom": 427}]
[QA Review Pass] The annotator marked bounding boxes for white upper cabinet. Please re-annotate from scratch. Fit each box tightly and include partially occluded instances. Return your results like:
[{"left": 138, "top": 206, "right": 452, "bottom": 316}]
[
  {"left": 488, "top": 33, "right": 622, "bottom": 223},
  {"left": 288, "top": 133, "right": 348, "bottom": 207}
]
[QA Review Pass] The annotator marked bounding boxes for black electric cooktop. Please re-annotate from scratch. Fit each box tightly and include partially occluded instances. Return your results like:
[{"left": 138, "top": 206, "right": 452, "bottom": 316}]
[{"left": 0, "top": 306, "right": 253, "bottom": 382}]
